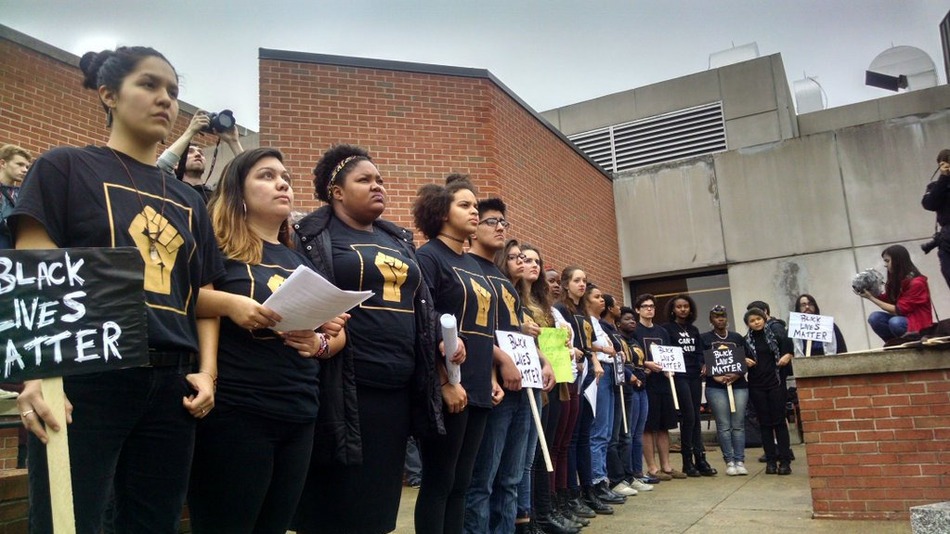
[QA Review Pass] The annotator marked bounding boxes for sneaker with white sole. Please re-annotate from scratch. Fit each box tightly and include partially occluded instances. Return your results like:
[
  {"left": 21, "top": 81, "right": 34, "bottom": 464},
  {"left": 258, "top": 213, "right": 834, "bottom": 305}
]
[
  {"left": 725, "top": 461, "right": 737, "bottom": 476},
  {"left": 735, "top": 461, "right": 748, "bottom": 475},
  {"left": 611, "top": 481, "right": 638, "bottom": 496},
  {"left": 627, "top": 478, "right": 654, "bottom": 492}
]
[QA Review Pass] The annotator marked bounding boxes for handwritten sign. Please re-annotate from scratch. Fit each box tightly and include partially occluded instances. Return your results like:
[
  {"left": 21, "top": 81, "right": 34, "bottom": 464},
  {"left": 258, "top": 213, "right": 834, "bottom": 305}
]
[
  {"left": 613, "top": 353, "right": 625, "bottom": 385},
  {"left": 650, "top": 344, "right": 686, "bottom": 373},
  {"left": 703, "top": 343, "right": 748, "bottom": 376},
  {"left": 788, "top": 312, "right": 835, "bottom": 342},
  {"left": 1, "top": 248, "right": 148, "bottom": 381},
  {"left": 539, "top": 327, "right": 573, "bottom": 383},
  {"left": 497, "top": 331, "right": 544, "bottom": 389}
]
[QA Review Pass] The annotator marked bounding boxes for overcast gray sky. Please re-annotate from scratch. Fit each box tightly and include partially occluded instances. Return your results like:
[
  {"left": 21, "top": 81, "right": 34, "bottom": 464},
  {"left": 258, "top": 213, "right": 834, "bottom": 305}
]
[{"left": 3, "top": 0, "right": 947, "bottom": 131}]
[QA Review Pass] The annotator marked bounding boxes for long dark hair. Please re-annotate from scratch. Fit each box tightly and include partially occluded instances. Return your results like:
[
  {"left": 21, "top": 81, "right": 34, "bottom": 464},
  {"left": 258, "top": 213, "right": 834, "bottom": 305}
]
[
  {"left": 882, "top": 244, "right": 921, "bottom": 301},
  {"left": 559, "top": 266, "right": 586, "bottom": 315},
  {"left": 80, "top": 46, "right": 176, "bottom": 125},
  {"left": 518, "top": 243, "right": 554, "bottom": 327},
  {"left": 796, "top": 294, "right": 820, "bottom": 314}
]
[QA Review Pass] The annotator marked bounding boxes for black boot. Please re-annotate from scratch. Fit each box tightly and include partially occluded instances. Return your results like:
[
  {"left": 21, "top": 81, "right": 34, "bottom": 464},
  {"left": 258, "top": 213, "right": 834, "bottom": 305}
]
[
  {"left": 567, "top": 488, "right": 596, "bottom": 519},
  {"left": 682, "top": 452, "right": 700, "bottom": 477},
  {"left": 593, "top": 481, "right": 626, "bottom": 504},
  {"left": 554, "top": 491, "right": 585, "bottom": 529},
  {"left": 777, "top": 461, "right": 792, "bottom": 475},
  {"left": 765, "top": 461, "right": 778, "bottom": 475},
  {"left": 536, "top": 504, "right": 580, "bottom": 534},
  {"left": 582, "top": 486, "right": 614, "bottom": 515},
  {"left": 695, "top": 452, "right": 718, "bottom": 476}
]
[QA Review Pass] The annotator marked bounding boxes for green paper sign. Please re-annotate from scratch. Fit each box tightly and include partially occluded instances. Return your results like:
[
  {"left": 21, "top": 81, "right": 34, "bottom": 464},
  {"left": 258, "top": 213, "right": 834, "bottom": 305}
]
[{"left": 539, "top": 327, "right": 573, "bottom": 383}]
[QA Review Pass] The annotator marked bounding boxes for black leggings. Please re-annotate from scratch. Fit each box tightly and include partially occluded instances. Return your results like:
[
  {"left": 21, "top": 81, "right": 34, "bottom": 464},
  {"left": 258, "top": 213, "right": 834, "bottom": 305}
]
[
  {"left": 749, "top": 384, "right": 791, "bottom": 463},
  {"left": 189, "top": 404, "right": 315, "bottom": 534},
  {"left": 572, "top": 392, "right": 594, "bottom": 488},
  {"left": 415, "top": 406, "right": 490, "bottom": 534},
  {"left": 533, "top": 393, "right": 560, "bottom": 515},
  {"left": 674, "top": 375, "right": 704, "bottom": 457}
]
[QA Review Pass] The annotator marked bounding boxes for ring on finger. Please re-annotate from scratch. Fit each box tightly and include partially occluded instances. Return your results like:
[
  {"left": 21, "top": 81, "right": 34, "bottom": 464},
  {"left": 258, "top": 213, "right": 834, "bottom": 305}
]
[{"left": 20, "top": 409, "right": 35, "bottom": 418}]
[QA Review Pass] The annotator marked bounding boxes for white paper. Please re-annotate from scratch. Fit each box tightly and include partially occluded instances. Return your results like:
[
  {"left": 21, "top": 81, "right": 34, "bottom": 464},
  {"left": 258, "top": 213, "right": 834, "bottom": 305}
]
[
  {"left": 261, "top": 265, "right": 373, "bottom": 332},
  {"left": 583, "top": 373, "right": 598, "bottom": 418},
  {"left": 441, "top": 314, "right": 461, "bottom": 385},
  {"left": 788, "top": 312, "right": 835, "bottom": 342},
  {"left": 495, "top": 330, "right": 544, "bottom": 389},
  {"left": 650, "top": 345, "right": 686, "bottom": 373}
]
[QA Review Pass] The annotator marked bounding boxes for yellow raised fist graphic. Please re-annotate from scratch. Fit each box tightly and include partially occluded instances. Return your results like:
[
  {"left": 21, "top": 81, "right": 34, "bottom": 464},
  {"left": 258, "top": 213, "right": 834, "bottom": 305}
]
[
  {"left": 128, "top": 205, "right": 183, "bottom": 295},
  {"left": 374, "top": 251, "right": 409, "bottom": 302}
]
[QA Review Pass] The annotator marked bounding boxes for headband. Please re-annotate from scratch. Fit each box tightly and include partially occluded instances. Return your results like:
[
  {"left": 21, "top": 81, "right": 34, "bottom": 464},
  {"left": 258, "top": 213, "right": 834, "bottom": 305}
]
[{"left": 327, "top": 155, "right": 362, "bottom": 196}]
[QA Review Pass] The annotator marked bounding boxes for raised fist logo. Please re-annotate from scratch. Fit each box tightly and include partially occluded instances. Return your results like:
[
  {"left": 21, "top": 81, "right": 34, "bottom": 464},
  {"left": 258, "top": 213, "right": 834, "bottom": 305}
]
[
  {"left": 374, "top": 251, "right": 409, "bottom": 302},
  {"left": 128, "top": 205, "right": 183, "bottom": 295}
]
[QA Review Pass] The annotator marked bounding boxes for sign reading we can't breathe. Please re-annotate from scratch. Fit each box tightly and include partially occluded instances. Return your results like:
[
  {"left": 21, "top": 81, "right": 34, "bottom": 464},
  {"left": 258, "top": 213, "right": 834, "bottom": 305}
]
[{"left": 0, "top": 248, "right": 148, "bottom": 381}]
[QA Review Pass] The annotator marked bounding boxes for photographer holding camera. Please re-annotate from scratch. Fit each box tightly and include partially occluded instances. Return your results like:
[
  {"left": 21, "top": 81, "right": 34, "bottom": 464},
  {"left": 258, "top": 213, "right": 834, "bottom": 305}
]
[
  {"left": 921, "top": 148, "right": 950, "bottom": 291},
  {"left": 158, "top": 109, "right": 243, "bottom": 202}
]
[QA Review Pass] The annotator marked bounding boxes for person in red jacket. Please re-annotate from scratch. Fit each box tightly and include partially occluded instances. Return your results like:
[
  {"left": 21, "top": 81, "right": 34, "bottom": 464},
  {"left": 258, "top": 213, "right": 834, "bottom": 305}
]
[{"left": 859, "top": 244, "right": 934, "bottom": 342}]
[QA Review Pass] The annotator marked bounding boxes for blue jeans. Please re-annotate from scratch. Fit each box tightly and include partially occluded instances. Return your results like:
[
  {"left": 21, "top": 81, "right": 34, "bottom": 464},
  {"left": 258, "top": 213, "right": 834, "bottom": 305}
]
[
  {"left": 405, "top": 436, "right": 422, "bottom": 485},
  {"left": 627, "top": 388, "right": 648, "bottom": 475},
  {"left": 464, "top": 389, "right": 532, "bottom": 534},
  {"left": 28, "top": 366, "right": 195, "bottom": 534},
  {"left": 517, "top": 389, "right": 541, "bottom": 517},
  {"left": 705, "top": 386, "right": 748, "bottom": 464},
  {"left": 868, "top": 311, "right": 908, "bottom": 341},
  {"left": 590, "top": 366, "right": 615, "bottom": 484}
]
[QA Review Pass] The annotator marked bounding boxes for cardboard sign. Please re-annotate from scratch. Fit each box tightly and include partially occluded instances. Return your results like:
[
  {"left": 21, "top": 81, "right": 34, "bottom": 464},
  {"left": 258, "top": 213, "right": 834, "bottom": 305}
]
[
  {"left": 703, "top": 343, "right": 748, "bottom": 376},
  {"left": 788, "top": 312, "right": 835, "bottom": 342},
  {"left": 650, "top": 344, "right": 686, "bottom": 373},
  {"left": 497, "top": 330, "right": 544, "bottom": 389},
  {"left": 539, "top": 327, "right": 573, "bottom": 383},
  {"left": 1, "top": 248, "right": 148, "bottom": 381},
  {"left": 614, "top": 352, "right": 624, "bottom": 385}
]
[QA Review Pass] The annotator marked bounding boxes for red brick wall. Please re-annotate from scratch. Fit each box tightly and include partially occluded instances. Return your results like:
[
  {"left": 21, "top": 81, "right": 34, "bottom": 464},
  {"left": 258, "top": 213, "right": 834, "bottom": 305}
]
[
  {"left": 259, "top": 58, "right": 621, "bottom": 298},
  {"left": 0, "top": 469, "right": 27, "bottom": 533},
  {"left": 0, "top": 428, "right": 19, "bottom": 471},
  {"left": 798, "top": 369, "right": 950, "bottom": 520},
  {"left": 0, "top": 36, "right": 216, "bottom": 167}
]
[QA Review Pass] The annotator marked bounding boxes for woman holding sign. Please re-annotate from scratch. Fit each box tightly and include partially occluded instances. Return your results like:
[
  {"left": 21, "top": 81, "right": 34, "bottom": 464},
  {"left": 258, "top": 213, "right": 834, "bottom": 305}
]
[
  {"left": 12, "top": 46, "right": 224, "bottom": 532},
  {"left": 413, "top": 175, "right": 498, "bottom": 534},
  {"left": 743, "top": 307, "right": 793, "bottom": 475},
  {"left": 700, "top": 305, "right": 749, "bottom": 476},
  {"left": 188, "top": 148, "right": 344, "bottom": 533},
  {"left": 290, "top": 144, "right": 443, "bottom": 534}
]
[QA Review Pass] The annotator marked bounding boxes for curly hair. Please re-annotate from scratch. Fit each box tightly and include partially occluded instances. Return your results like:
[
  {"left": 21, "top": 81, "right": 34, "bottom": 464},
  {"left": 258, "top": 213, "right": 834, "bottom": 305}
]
[
  {"left": 412, "top": 175, "right": 477, "bottom": 239},
  {"left": 311, "top": 144, "right": 372, "bottom": 202}
]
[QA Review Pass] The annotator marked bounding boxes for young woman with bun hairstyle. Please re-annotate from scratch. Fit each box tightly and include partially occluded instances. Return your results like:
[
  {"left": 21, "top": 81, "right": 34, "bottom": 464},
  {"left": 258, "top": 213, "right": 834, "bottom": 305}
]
[
  {"left": 289, "top": 144, "right": 442, "bottom": 534},
  {"left": 12, "top": 46, "right": 224, "bottom": 533},
  {"left": 412, "top": 175, "right": 496, "bottom": 534},
  {"left": 188, "top": 148, "right": 343, "bottom": 533}
]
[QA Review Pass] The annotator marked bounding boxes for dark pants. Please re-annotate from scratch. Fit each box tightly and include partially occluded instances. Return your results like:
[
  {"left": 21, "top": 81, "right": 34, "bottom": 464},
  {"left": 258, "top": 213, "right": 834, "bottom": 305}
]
[
  {"left": 533, "top": 392, "right": 559, "bottom": 516},
  {"left": 553, "top": 385, "right": 579, "bottom": 490},
  {"left": 295, "top": 386, "right": 411, "bottom": 534},
  {"left": 606, "top": 386, "right": 627, "bottom": 485},
  {"left": 572, "top": 390, "right": 595, "bottom": 488},
  {"left": 674, "top": 374, "right": 705, "bottom": 458},
  {"left": 188, "top": 405, "right": 314, "bottom": 534},
  {"left": 28, "top": 367, "right": 195, "bottom": 534},
  {"left": 749, "top": 384, "right": 791, "bottom": 463},
  {"left": 415, "top": 405, "right": 490, "bottom": 534},
  {"left": 939, "top": 247, "right": 950, "bottom": 293}
]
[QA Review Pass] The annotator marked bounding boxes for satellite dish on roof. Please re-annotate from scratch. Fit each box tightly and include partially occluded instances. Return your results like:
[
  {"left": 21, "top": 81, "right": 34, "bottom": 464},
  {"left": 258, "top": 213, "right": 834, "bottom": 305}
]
[
  {"left": 709, "top": 42, "right": 760, "bottom": 69},
  {"left": 793, "top": 75, "right": 827, "bottom": 114},
  {"left": 867, "top": 46, "right": 938, "bottom": 91}
]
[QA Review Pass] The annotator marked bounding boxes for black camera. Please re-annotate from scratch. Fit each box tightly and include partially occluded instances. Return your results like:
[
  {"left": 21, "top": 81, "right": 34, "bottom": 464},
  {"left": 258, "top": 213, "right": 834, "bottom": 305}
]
[
  {"left": 921, "top": 233, "right": 941, "bottom": 254},
  {"left": 201, "top": 109, "right": 236, "bottom": 134}
]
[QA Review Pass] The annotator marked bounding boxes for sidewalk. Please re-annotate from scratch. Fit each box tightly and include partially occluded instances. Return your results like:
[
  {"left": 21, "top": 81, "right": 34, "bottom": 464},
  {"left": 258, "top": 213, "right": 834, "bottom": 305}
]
[{"left": 389, "top": 443, "right": 912, "bottom": 533}]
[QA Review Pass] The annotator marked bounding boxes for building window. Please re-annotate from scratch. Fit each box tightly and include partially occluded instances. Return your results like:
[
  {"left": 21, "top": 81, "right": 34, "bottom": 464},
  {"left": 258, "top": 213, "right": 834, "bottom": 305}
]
[
  {"left": 629, "top": 270, "right": 731, "bottom": 327},
  {"left": 569, "top": 102, "right": 727, "bottom": 172}
]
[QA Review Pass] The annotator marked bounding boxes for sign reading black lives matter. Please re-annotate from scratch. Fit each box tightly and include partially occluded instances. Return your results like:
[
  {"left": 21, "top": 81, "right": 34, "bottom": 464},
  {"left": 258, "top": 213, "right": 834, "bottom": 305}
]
[
  {"left": 703, "top": 343, "right": 748, "bottom": 377},
  {"left": 1, "top": 248, "right": 148, "bottom": 381}
]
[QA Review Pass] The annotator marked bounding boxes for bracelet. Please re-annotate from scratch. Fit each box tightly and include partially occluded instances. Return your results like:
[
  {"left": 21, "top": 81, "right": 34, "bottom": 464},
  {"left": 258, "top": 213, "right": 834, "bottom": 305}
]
[
  {"left": 441, "top": 380, "right": 449, "bottom": 386},
  {"left": 313, "top": 334, "right": 330, "bottom": 359},
  {"left": 198, "top": 371, "right": 217, "bottom": 391}
]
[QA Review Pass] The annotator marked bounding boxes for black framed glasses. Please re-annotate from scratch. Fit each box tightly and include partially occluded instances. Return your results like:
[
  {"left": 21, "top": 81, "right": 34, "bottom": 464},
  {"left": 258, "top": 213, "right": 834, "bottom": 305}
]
[{"left": 479, "top": 217, "right": 510, "bottom": 229}]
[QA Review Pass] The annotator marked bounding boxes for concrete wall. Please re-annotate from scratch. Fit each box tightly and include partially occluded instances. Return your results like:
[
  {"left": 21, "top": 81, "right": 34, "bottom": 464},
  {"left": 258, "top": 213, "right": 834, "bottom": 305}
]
[{"left": 542, "top": 54, "right": 797, "bottom": 150}]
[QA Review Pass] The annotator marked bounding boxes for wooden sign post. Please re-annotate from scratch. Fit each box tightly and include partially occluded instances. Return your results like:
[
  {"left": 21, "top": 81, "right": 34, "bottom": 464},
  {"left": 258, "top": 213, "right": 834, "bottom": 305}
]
[
  {"left": 2, "top": 248, "right": 147, "bottom": 533},
  {"left": 497, "top": 331, "right": 553, "bottom": 472}
]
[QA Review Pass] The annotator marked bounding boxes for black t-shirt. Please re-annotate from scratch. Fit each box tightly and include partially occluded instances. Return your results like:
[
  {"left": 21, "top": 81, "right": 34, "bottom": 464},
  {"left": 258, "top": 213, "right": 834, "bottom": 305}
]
[
  {"left": 329, "top": 216, "right": 420, "bottom": 388},
  {"left": 746, "top": 329, "right": 792, "bottom": 389},
  {"left": 632, "top": 322, "right": 671, "bottom": 390},
  {"left": 662, "top": 322, "right": 704, "bottom": 379},
  {"left": 417, "top": 239, "right": 496, "bottom": 409},
  {"left": 11, "top": 146, "right": 224, "bottom": 352},
  {"left": 699, "top": 331, "right": 748, "bottom": 390},
  {"left": 215, "top": 243, "right": 320, "bottom": 422},
  {"left": 553, "top": 303, "right": 595, "bottom": 353},
  {"left": 619, "top": 330, "right": 647, "bottom": 390},
  {"left": 470, "top": 254, "right": 522, "bottom": 332}
]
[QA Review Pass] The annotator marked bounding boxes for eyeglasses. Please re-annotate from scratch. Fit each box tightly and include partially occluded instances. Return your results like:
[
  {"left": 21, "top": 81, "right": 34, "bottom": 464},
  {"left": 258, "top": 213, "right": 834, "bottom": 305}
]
[
  {"left": 479, "top": 217, "right": 510, "bottom": 229},
  {"left": 507, "top": 253, "right": 527, "bottom": 262},
  {"left": 639, "top": 304, "right": 655, "bottom": 309}
]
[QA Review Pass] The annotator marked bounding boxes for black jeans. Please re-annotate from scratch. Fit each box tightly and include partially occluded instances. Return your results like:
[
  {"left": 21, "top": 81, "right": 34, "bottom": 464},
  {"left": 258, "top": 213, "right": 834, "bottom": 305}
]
[
  {"left": 416, "top": 405, "right": 490, "bottom": 534},
  {"left": 188, "top": 404, "right": 315, "bottom": 534},
  {"left": 28, "top": 366, "right": 195, "bottom": 534},
  {"left": 606, "top": 385, "right": 628, "bottom": 485},
  {"left": 674, "top": 374, "right": 705, "bottom": 457},
  {"left": 573, "top": 392, "right": 594, "bottom": 487},
  {"left": 533, "top": 393, "right": 560, "bottom": 516},
  {"left": 749, "top": 384, "right": 791, "bottom": 463},
  {"left": 939, "top": 247, "right": 950, "bottom": 293}
]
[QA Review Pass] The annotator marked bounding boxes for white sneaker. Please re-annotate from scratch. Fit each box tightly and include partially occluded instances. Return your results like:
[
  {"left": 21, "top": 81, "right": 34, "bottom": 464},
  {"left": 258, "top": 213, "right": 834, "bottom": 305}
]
[
  {"left": 627, "top": 478, "right": 654, "bottom": 492},
  {"left": 612, "top": 481, "right": 638, "bottom": 496},
  {"left": 725, "top": 461, "right": 737, "bottom": 476},
  {"left": 735, "top": 461, "right": 748, "bottom": 475}
]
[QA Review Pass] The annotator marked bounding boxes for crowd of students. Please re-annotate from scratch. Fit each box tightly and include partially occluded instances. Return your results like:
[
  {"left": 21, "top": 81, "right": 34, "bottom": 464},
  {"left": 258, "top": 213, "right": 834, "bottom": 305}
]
[{"left": 4, "top": 43, "right": 940, "bottom": 534}]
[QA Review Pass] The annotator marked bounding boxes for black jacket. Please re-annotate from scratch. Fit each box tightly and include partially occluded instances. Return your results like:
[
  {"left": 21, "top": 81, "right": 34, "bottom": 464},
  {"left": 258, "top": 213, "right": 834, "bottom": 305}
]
[
  {"left": 294, "top": 206, "right": 444, "bottom": 466},
  {"left": 922, "top": 173, "right": 950, "bottom": 244}
]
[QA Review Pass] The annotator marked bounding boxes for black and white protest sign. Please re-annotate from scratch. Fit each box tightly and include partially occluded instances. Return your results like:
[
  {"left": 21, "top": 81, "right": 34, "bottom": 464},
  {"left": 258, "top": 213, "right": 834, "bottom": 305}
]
[
  {"left": 496, "top": 330, "right": 543, "bottom": 389},
  {"left": 650, "top": 345, "right": 686, "bottom": 373},
  {"left": 788, "top": 312, "right": 834, "bottom": 343},
  {"left": 703, "top": 343, "right": 748, "bottom": 376},
  {"left": 1, "top": 248, "right": 147, "bottom": 381}
]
